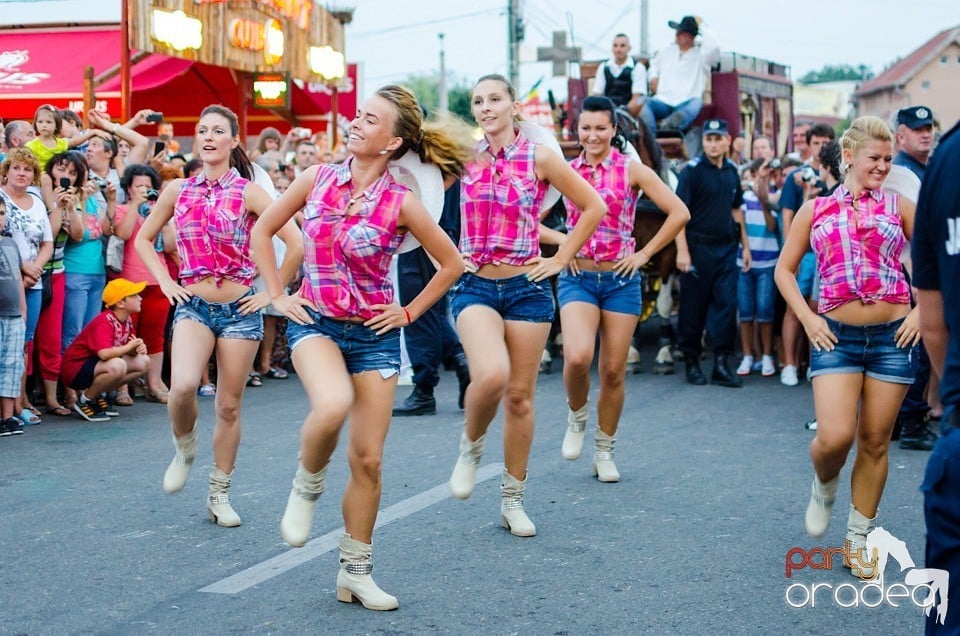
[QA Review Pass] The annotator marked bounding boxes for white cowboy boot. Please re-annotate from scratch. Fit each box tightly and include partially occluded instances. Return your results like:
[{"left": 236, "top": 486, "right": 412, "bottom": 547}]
[
  {"left": 162, "top": 424, "right": 197, "bottom": 494},
  {"left": 845, "top": 505, "right": 879, "bottom": 579},
  {"left": 593, "top": 427, "right": 620, "bottom": 483},
  {"left": 280, "top": 462, "right": 328, "bottom": 547},
  {"left": 804, "top": 473, "right": 839, "bottom": 538},
  {"left": 449, "top": 429, "right": 485, "bottom": 499},
  {"left": 562, "top": 401, "right": 588, "bottom": 460},
  {"left": 500, "top": 469, "right": 536, "bottom": 537},
  {"left": 207, "top": 466, "right": 241, "bottom": 527},
  {"left": 336, "top": 533, "right": 398, "bottom": 610}
]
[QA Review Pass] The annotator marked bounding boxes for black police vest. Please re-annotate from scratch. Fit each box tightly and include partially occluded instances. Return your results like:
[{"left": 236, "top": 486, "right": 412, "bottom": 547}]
[{"left": 603, "top": 63, "right": 633, "bottom": 107}]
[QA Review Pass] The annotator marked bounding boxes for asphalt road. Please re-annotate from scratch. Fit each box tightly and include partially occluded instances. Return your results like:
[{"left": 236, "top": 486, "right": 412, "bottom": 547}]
[{"left": 1, "top": 354, "right": 935, "bottom": 635}]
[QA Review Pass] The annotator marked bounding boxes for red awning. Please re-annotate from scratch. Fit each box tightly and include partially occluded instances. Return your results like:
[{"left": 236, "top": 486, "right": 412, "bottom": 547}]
[{"left": 0, "top": 26, "right": 358, "bottom": 137}]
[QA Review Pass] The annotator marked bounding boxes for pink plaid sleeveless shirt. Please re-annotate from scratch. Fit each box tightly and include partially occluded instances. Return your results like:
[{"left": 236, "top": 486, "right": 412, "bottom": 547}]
[
  {"left": 298, "top": 160, "right": 407, "bottom": 320},
  {"left": 459, "top": 129, "right": 548, "bottom": 267},
  {"left": 174, "top": 168, "right": 256, "bottom": 287},
  {"left": 811, "top": 184, "right": 910, "bottom": 314},
  {"left": 566, "top": 149, "right": 636, "bottom": 263}
]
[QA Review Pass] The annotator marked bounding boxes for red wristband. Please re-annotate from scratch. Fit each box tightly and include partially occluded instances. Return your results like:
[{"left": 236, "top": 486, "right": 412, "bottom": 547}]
[{"left": 403, "top": 307, "right": 412, "bottom": 324}]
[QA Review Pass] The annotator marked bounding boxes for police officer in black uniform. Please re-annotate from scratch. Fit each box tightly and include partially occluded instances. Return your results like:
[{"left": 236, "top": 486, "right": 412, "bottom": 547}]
[
  {"left": 912, "top": 116, "right": 960, "bottom": 635},
  {"left": 674, "top": 119, "right": 748, "bottom": 387},
  {"left": 894, "top": 105, "right": 939, "bottom": 449},
  {"left": 590, "top": 33, "right": 647, "bottom": 118}
]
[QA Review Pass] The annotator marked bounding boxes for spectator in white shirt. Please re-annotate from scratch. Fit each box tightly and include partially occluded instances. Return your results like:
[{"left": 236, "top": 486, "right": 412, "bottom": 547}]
[
  {"left": 641, "top": 15, "right": 720, "bottom": 134},
  {"left": 590, "top": 34, "right": 647, "bottom": 118}
]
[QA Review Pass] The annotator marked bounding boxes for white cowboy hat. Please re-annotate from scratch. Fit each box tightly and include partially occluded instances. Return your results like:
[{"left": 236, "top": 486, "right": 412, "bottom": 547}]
[
  {"left": 517, "top": 121, "right": 562, "bottom": 212},
  {"left": 388, "top": 149, "right": 445, "bottom": 254}
]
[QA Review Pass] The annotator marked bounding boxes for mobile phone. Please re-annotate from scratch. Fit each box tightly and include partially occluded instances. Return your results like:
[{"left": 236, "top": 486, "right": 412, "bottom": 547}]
[
  {"left": 146, "top": 113, "right": 163, "bottom": 123},
  {"left": 153, "top": 140, "right": 166, "bottom": 157},
  {"left": 59, "top": 177, "right": 71, "bottom": 189}
]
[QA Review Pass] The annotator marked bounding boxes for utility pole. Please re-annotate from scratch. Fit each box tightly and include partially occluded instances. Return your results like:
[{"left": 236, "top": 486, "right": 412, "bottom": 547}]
[
  {"left": 639, "top": 0, "right": 649, "bottom": 58},
  {"left": 438, "top": 33, "right": 448, "bottom": 112},
  {"left": 507, "top": 0, "right": 522, "bottom": 88}
]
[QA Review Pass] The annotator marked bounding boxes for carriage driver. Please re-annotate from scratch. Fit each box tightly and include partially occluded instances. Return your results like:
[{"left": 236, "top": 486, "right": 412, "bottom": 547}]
[{"left": 591, "top": 34, "right": 648, "bottom": 118}]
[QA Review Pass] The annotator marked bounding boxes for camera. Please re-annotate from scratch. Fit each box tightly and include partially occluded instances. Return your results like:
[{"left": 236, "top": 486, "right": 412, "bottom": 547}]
[
  {"left": 146, "top": 112, "right": 163, "bottom": 124},
  {"left": 768, "top": 158, "right": 782, "bottom": 170},
  {"left": 145, "top": 189, "right": 159, "bottom": 202},
  {"left": 59, "top": 177, "right": 71, "bottom": 189},
  {"left": 801, "top": 167, "right": 818, "bottom": 183}
]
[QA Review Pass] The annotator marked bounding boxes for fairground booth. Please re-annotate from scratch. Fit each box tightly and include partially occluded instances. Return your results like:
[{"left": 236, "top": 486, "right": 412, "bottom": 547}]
[{"left": 0, "top": 0, "right": 358, "bottom": 144}]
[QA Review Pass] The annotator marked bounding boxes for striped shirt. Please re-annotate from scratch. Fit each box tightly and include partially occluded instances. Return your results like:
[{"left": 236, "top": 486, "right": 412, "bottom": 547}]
[
  {"left": 811, "top": 185, "right": 910, "bottom": 314},
  {"left": 566, "top": 149, "right": 636, "bottom": 263},
  {"left": 460, "top": 129, "right": 548, "bottom": 267},
  {"left": 299, "top": 159, "right": 407, "bottom": 320},
  {"left": 173, "top": 168, "right": 255, "bottom": 288},
  {"left": 737, "top": 190, "right": 780, "bottom": 269}
]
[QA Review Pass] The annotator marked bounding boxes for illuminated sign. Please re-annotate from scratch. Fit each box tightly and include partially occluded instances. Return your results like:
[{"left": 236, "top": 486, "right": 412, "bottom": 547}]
[
  {"left": 309, "top": 45, "right": 344, "bottom": 80},
  {"left": 229, "top": 18, "right": 285, "bottom": 65},
  {"left": 252, "top": 72, "right": 290, "bottom": 109},
  {"left": 151, "top": 9, "right": 203, "bottom": 51},
  {"left": 196, "top": 0, "right": 312, "bottom": 30}
]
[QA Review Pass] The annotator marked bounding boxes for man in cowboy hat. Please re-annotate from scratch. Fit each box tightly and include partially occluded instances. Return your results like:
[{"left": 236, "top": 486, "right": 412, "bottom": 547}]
[{"left": 641, "top": 15, "right": 720, "bottom": 134}]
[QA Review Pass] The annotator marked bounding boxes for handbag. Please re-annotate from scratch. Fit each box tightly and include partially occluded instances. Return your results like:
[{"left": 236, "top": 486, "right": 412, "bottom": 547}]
[
  {"left": 106, "top": 234, "right": 125, "bottom": 274},
  {"left": 40, "top": 269, "right": 53, "bottom": 309}
]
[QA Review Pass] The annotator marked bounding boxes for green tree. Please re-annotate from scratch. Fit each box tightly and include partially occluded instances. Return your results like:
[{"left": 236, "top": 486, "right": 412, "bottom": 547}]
[
  {"left": 798, "top": 64, "right": 875, "bottom": 84},
  {"left": 399, "top": 73, "right": 473, "bottom": 121}
]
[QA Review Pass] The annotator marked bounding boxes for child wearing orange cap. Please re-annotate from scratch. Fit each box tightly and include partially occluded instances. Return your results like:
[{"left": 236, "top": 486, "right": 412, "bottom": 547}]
[{"left": 60, "top": 278, "right": 151, "bottom": 421}]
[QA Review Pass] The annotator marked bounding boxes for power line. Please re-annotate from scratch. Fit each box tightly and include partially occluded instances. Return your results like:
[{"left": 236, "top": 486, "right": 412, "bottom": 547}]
[{"left": 348, "top": 8, "right": 503, "bottom": 38}]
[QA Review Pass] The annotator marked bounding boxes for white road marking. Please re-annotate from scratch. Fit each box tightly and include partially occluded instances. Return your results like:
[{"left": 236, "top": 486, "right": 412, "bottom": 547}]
[{"left": 200, "top": 463, "right": 503, "bottom": 594}]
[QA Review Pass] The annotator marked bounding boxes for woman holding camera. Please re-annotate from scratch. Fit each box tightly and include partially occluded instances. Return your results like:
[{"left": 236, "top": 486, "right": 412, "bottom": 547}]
[
  {"left": 112, "top": 164, "right": 176, "bottom": 405},
  {"left": 775, "top": 117, "right": 919, "bottom": 571}
]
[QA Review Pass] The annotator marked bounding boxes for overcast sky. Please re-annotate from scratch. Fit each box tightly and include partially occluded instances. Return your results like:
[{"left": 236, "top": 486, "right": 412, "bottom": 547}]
[{"left": 345, "top": 0, "right": 959, "bottom": 98}]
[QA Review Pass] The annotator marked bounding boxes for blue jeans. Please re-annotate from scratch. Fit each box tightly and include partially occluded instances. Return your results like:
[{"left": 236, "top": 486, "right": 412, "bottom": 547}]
[
  {"left": 557, "top": 270, "right": 642, "bottom": 316},
  {"left": 809, "top": 316, "right": 917, "bottom": 384},
  {"left": 287, "top": 309, "right": 401, "bottom": 376},
  {"left": 62, "top": 272, "right": 106, "bottom": 350},
  {"left": 737, "top": 266, "right": 775, "bottom": 323},
  {"left": 640, "top": 97, "right": 704, "bottom": 133},
  {"left": 24, "top": 288, "right": 41, "bottom": 343},
  {"left": 449, "top": 273, "right": 555, "bottom": 323}
]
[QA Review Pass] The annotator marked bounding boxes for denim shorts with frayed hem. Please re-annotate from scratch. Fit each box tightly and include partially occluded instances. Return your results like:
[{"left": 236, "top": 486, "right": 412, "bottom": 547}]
[
  {"left": 809, "top": 315, "right": 918, "bottom": 385},
  {"left": 172, "top": 290, "right": 263, "bottom": 341},
  {"left": 287, "top": 308, "right": 400, "bottom": 378},
  {"left": 557, "top": 269, "right": 642, "bottom": 316},
  {"left": 449, "top": 273, "right": 555, "bottom": 323}
]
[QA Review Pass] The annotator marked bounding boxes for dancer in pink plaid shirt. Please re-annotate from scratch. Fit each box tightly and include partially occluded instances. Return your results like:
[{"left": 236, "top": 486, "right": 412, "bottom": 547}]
[
  {"left": 446, "top": 74, "right": 606, "bottom": 538},
  {"left": 557, "top": 96, "right": 688, "bottom": 483},
  {"left": 136, "top": 105, "right": 303, "bottom": 528},
  {"left": 775, "top": 116, "right": 921, "bottom": 570},
  {"left": 252, "top": 85, "right": 468, "bottom": 611}
]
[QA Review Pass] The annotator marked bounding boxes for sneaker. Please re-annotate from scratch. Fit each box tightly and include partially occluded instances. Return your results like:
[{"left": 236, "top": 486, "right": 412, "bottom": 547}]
[
  {"left": 96, "top": 395, "right": 119, "bottom": 417},
  {"left": 198, "top": 384, "right": 216, "bottom": 397},
  {"left": 761, "top": 355, "right": 777, "bottom": 377},
  {"left": 1, "top": 417, "right": 24, "bottom": 436},
  {"left": 780, "top": 364, "right": 799, "bottom": 387},
  {"left": 736, "top": 355, "right": 754, "bottom": 376},
  {"left": 74, "top": 399, "right": 110, "bottom": 422},
  {"left": 805, "top": 418, "right": 818, "bottom": 431}
]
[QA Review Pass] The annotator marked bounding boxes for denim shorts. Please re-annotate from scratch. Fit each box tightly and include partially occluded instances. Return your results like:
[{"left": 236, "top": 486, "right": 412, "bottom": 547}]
[
  {"left": 809, "top": 316, "right": 918, "bottom": 384},
  {"left": 738, "top": 266, "right": 775, "bottom": 323},
  {"left": 557, "top": 270, "right": 642, "bottom": 315},
  {"left": 287, "top": 308, "right": 401, "bottom": 377},
  {"left": 449, "top": 273, "right": 555, "bottom": 323},
  {"left": 172, "top": 290, "right": 263, "bottom": 340}
]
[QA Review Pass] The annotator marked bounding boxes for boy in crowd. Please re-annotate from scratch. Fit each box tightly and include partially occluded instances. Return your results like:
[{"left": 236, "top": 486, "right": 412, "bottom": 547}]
[
  {"left": 0, "top": 196, "right": 26, "bottom": 436},
  {"left": 60, "top": 278, "right": 150, "bottom": 422}
]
